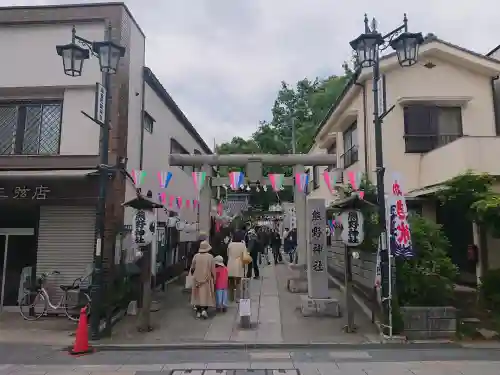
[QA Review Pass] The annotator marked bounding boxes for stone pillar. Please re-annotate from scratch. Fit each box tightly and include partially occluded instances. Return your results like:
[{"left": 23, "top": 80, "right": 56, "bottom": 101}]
[
  {"left": 287, "top": 165, "right": 308, "bottom": 293},
  {"left": 239, "top": 278, "right": 252, "bottom": 328},
  {"left": 294, "top": 164, "right": 307, "bottom": 266},
  {"left": 300, "top": 198, "right": 340, "bottom": 317},
  {"left": 199, "top": 164, "right": 212, "bottom": 235}
]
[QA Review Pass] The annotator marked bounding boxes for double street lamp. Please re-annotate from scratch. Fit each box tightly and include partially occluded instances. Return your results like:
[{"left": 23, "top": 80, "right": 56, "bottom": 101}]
[
  {"left": 349, "top": 14, "right": 423, "bottom": 335},
  {"left": 56, "top": 24, "right": 126, "bottom": 339}
]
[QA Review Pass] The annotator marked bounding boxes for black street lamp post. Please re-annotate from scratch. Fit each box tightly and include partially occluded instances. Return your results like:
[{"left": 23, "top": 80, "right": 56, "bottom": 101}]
[
  {"left": 349, "top": 14, "right": 423, "bottom": 335},
  {"left": 56, "top": 24, "right": 125, "bottom": 339}
]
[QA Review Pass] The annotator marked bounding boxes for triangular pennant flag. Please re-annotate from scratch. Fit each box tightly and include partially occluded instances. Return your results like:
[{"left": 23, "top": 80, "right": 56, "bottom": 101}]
[
  {"left": 229, "top": 171, "right": 244, "bottom": 190},
  {"left": 295, "top": 173, "right": 309, "bottom": 193},
  {"left": 168, "top": 195, "right": 175, "bottom": 208},
  {"left": 193, "top": 199, "right": 199, "bottom": 208},
  {"left": 185, "top": 199, "right": 191, "bottom": 209},
  {"left": 323, "top": 170, "right": 337, "bottom": 193},
  {"left": 192, "top": 171, "right": 207, "bottom": 192},
  {"left": 358, "top": 191, "right": 365, "bottom": 199},
  {"left": 132, "top": 169, "right": 146, "bottom": 186},
  {"left": 158, "top": 171, "right": 172, "bottom": 189},
  {"left": 269, "top": 173, "right": 284, "bottom": 192},
  {"left": 176, "top": 196, "right": 183, "bottom": 209},
  {"left": 347, "top": 171, "right": 357, "bottom": 190}
]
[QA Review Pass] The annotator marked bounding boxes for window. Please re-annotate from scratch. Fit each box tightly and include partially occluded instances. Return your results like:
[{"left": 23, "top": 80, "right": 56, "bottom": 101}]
[
  {"left": 403, "top": 105, "right": 463, "bottom": 153},
  {"left": 0, "top": 102, "right": 62, "bottom": 155},
  {"left": 143, "top": 111, "right": 154, "bottom": 133},
  {"left": 340, "top": 122, "right": 358, "bottom": 168}
]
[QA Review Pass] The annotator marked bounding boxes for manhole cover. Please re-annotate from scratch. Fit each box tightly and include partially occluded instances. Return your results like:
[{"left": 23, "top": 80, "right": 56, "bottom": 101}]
[{"left": 170, "top": 370, "right": 299, "bottom": 375}]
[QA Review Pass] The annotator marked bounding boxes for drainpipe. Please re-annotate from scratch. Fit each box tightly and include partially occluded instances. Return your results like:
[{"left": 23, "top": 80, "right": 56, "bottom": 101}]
[
  {"left": 139, "top": 69, "right": 146, "bottom": 169},
  {"left": 355, "top": 82, "right": 369, "bottom": 176},
  {"left": 491, "top": 76, "right": 499, "bottom": 135}
]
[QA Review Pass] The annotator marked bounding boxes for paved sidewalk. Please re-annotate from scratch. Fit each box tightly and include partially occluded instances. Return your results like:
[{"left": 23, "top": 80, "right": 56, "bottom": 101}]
[
  {"left": 0, "top": 311, "right": 76, "bottom": 346},
  {"left": 102, "top": 260, "right": 377, "bottom": 346}
]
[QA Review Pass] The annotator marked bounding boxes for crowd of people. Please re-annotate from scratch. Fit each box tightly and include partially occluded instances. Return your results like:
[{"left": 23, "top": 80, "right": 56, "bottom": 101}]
[{"left": 187, "top": 225, "right": 298, "bottom": 319}]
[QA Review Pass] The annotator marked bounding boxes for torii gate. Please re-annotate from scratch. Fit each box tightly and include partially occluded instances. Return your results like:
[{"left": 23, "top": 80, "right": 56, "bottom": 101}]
[{"left": 169, "top": 153, "right": 342, "bottom": 304}]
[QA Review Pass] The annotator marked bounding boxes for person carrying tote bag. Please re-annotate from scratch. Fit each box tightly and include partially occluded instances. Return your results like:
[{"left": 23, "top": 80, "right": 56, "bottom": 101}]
[{"left": 226, "top": 231, "right": 248, "bottom": 302}]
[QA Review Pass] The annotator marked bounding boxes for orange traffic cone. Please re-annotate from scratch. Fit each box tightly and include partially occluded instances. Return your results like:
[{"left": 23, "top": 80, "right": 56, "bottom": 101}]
[{"left": 69, "top": 307, "right": 94, "bottom": 356}]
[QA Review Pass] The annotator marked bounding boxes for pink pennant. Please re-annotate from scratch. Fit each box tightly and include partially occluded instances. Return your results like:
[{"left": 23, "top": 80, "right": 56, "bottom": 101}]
[
  {"left": 358, "top": 191, "right": 365, "bottom": 199},
  {"left": 347, "top": 171, "right": 357, "bottom": 190},
  {"left": 176, "top": 196, "right": 183, "bottom": 209},
  {"left": 185, "top": 199, "right": 191, "bottom": 209},
  {"left": 193, "top": 199, "right": 199, "bottom": 208},
  {"left": 168, "top": 196, "right": 175, "bottom": 208}
]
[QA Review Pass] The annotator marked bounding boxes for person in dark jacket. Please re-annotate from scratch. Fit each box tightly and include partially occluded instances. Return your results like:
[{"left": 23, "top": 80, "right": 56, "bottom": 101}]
[
  {"left": 271, "top": 229, "right": 282, "bottom": 264},
  {"left": 245, "top": 227, "right": 260, "bottom": 279}
]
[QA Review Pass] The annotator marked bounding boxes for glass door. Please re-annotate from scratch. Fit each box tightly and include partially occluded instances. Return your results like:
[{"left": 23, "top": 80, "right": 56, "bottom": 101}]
[{"left": 0, "top": 229, "right": 36, "bottom": 313}]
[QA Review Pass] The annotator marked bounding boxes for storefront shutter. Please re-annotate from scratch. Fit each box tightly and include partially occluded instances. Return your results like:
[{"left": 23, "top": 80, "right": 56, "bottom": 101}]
[{"left": 37, "top": 206, "right": 95, "bottom": 307}]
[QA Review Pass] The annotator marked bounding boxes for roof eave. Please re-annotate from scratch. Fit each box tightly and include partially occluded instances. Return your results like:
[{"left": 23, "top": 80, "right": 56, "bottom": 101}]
[{"left": 143, "top": 67, "right": 213, "bottom": 155}]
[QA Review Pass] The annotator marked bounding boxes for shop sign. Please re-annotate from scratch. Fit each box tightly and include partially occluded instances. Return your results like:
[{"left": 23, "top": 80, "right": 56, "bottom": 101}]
[{"left": 0, "top": 185, "right": 51, "bottom": 200}]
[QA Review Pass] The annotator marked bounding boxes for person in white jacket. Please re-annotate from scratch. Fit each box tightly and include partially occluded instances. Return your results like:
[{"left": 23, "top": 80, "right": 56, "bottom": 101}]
[{"left": 226, "top": 230, "right": 247, "bottom": 302}]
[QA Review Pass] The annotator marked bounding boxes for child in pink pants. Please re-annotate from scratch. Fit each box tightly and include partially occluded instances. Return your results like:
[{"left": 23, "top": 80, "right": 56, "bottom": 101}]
[{"left": 214, "top": 256, "right": 229, "bottom": 312}]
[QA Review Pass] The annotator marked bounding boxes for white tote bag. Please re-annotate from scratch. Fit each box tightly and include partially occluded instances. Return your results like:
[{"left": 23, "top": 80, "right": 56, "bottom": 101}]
[{"left": 185, "top": 274, "right": 194, "bottom": 289}]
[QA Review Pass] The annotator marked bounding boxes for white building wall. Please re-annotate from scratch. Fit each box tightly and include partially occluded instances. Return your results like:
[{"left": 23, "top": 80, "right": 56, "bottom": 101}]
[
  {"left": 123, "top": 21, "right": 146, "bottom": 226},
  {"left": 132, "top": 83, "right": 209, "bottom": 242},
  {"left": 0, "top": 22, "right": 105, "bottom": 156}
]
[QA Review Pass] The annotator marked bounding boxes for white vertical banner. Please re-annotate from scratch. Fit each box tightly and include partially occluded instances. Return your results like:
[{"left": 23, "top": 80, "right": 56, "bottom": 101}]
[{"left": 94, "top": 82, "right": 106, "bottom": 124}]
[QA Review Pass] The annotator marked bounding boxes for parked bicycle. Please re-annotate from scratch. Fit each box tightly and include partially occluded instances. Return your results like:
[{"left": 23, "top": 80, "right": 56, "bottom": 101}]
[{"left": 18, "top": 270, "right": 91, "bottom": 322}]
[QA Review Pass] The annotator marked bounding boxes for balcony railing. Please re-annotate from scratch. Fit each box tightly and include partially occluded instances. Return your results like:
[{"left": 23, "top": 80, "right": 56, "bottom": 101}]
[
  {"left": 339, "top": 145, "right": 359, "bottom": 168},
  {"left": 0, "top": 103, "right": 62, "bottom": 156},
  {"left": 404, "top": 133, "right": 462, "bottom": 153}
]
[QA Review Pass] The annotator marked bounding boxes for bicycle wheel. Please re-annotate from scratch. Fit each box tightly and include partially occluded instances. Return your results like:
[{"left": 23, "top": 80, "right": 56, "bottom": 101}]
[
  {"left": 19, "top": 291, "right": 46, "bottom": 321},
  {"left": 64, "top": 292, "right": 91, "bottom": 322}
]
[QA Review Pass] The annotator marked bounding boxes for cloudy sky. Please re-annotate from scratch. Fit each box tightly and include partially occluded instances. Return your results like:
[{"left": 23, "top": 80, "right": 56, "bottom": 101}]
[{"left": 4, "top": 0, "right": 499, "bottom": 148}]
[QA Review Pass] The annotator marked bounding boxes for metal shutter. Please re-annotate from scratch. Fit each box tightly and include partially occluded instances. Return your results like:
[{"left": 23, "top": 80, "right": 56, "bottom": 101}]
[{"left": 37, "top": 206, "right": 95, "bottom": 306}]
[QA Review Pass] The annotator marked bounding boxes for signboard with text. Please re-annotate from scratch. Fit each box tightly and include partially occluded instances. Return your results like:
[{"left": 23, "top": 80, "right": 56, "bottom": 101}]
[
  {"left": 340, "top": 210, "right": 364, "bottom": 247},
  {"left": 0, "top": 179, "right": 99, "bottom": 203},
  {"left": 307, "top": 198, "right": 329, "bottom": 299}
]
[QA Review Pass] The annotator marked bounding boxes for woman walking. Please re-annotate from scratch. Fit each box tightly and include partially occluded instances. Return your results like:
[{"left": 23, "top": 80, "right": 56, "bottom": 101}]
[
  {"left": 226, "top": 230, "right": 247, "bottom": 302},
  {"left": 190, "top": 240, "right": 216, "bottom": 319}
]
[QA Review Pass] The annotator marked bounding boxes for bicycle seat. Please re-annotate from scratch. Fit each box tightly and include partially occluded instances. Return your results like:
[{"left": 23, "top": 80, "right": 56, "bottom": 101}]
[{"left": 59, "top": 285, "right": 79, "bottom": 291}]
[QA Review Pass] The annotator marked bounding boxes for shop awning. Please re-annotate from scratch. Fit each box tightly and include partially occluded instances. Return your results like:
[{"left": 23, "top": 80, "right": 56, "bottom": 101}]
[{"left": 0, "top": 169, "right": 97, "bottom": 178}]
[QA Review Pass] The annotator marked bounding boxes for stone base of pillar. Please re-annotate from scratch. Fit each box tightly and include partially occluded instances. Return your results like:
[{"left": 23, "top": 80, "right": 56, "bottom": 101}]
[
  {"left": 287, "top": 262, "right": 308, "bottom": 293},
  {"left": 287, "top": 277, "right": 308, "bottom": 293},
  {"left": 300, "top": 295, "right": 341, "bottom": 317}
]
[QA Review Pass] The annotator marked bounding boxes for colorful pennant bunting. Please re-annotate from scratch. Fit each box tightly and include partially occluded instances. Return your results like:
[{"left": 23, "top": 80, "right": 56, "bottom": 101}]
[
  {"left": 347, "top": 171, "right": 363, "bottom": 190},
  {"left": 229, "top": 171, "right": 244, "bottom": 190},
  {"left": 157, "top": 171, "right": 172, "bottom": 189},
  {"left": 132, "top": 169, "right": 146, "bottom": 186},
  {"left": 323, "top": 170, "right": 337, "bottom": 193},
  {"left": 176, "top": 196, "right": 183, "bottom": 209},
  {"left": 192, "top": 171, "right": 207, "bottom": 192},
  {"left": 269, "top": 173, "right": 284, "bottom": 192},
  {"left": 168, "top": 195, "right": 175, "bottom": 208},
  {"left": 295, "top": 173, "right": 309, "bottom": 193}
]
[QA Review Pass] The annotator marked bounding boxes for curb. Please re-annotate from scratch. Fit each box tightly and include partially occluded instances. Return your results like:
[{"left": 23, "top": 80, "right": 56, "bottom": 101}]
[{"left": 90, "top": 341, "right": 463, "bottom": 351}]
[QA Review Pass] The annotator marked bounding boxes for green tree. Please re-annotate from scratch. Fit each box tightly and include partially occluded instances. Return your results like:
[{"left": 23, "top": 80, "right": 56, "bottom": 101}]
[{"left": 216, "top": 65, "right": 352, "bottom": 207}]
